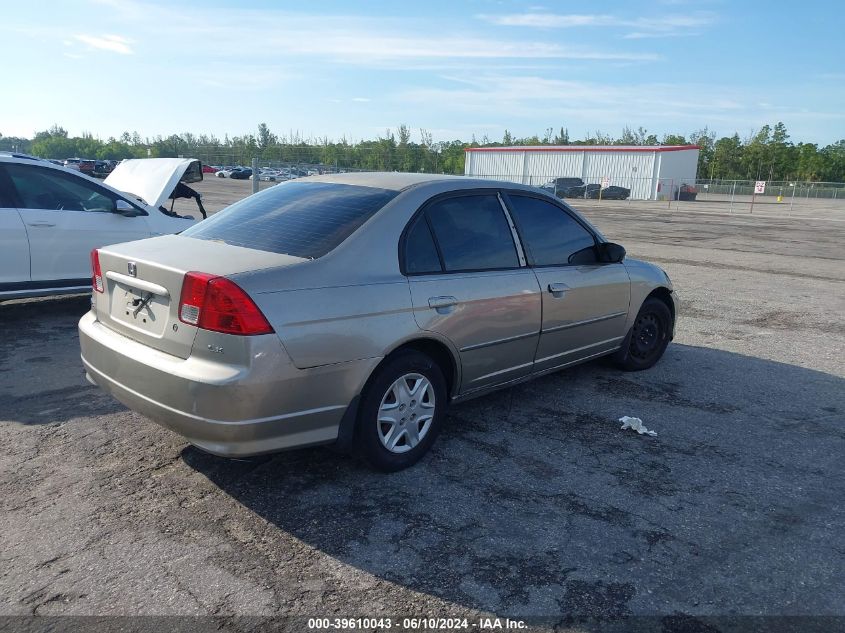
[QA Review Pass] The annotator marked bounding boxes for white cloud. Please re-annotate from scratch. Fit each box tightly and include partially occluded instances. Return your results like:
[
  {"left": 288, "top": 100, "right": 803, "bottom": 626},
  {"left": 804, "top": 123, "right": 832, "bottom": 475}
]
[
  {"left": 478, "top": 13, "right": 617, "bottom": 27},
  {"left": 394, "top": 75, "right": 754, "bottom": 124},
  {"left": 251, "top": 32, "right": 658, "bottom": 63},
  {"left": 477, "top": 11, "right": 716, "bottom": 38},
  {"left": 74, "top": 34, "right": 133, "bottom": 54},
  {"left": 352, "top": 97, "right": 371, "bottom": 102},
  {"left": 623, "top": 31, "right": 699, "bottom": 39},
  {"left": 77, "top": 1, "right": 657, "bottom": 65}
]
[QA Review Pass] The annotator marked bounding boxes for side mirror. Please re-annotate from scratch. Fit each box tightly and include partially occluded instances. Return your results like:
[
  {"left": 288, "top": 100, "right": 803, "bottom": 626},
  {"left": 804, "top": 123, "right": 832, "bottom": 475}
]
[
  {"left": 600, "top": 242, "right": 626, "bottom": 263},
  {"left": 115, "top": 199, "right": 141, "bottom": 217}
]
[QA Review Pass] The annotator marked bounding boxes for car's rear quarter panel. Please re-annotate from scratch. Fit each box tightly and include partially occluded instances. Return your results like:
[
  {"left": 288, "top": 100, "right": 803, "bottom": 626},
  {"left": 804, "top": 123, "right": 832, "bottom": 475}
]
[{"left": 248, "top": 281, "right": 420, "bottom": 370}]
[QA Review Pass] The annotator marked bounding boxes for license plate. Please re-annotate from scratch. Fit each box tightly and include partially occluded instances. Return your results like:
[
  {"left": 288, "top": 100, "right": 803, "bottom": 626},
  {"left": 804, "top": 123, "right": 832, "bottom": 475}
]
[{"left": 112, "top": 283, "right": 168, "bottom": 335}]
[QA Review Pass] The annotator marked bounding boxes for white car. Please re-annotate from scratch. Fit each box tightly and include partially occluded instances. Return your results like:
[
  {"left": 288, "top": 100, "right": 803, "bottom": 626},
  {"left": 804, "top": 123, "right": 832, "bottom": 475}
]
[
  {"left": 0, "top": 154, "right": 200, "bottom": 300},
  {"left": 252, "top": 168, "right": 281, "bottom": 182}
]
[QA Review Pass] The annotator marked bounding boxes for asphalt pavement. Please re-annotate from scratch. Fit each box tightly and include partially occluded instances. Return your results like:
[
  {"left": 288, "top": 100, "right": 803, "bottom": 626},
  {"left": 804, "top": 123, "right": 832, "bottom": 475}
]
[{"left": 1, "top": 180, "right": 843, "bottom": 630}]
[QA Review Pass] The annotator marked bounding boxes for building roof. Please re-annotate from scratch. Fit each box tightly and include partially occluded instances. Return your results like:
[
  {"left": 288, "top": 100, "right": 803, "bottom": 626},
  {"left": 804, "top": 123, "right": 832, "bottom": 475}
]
[{"left": 465, "top": 145, "right": 700, "bottom": 153}]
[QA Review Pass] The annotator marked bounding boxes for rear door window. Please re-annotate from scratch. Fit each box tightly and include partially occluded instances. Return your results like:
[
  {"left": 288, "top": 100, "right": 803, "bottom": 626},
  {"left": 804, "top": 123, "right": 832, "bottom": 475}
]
[
  {"left": 182, "top": 181, "right": 397, "bottom": 259},
  {"left": 403, "top": 215, "right": 442, "bottom": 274},
  {"left": 424, "top": 194, "right": 519, "bottom": 272}
]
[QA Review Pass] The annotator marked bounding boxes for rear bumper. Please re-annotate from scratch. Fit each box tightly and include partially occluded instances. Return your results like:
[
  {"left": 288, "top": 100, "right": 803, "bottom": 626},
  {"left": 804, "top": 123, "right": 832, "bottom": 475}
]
[{"left": 78, "top": 310, "right": 378, "bottom": 457}]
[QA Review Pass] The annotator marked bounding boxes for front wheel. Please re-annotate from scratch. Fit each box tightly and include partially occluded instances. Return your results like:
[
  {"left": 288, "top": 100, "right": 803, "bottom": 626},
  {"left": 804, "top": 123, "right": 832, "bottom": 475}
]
[
  {"left": 357, "top": 350, "right": 447, "bottom": 472},
  {"left": 616, "top": 298, "right": 672, "bottom": 371}
]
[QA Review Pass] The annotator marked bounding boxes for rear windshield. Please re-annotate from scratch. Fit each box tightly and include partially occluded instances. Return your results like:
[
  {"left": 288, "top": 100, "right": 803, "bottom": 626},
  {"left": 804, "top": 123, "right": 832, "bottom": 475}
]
[{"left": 181, "top": 181, "right": 397, "bottom": 259}]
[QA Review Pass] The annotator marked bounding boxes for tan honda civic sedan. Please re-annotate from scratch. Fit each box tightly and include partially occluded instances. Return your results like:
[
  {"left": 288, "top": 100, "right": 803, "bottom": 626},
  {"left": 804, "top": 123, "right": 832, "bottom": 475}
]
[{"left": 79, "top": 173, "right": 676, "bottom": 471}]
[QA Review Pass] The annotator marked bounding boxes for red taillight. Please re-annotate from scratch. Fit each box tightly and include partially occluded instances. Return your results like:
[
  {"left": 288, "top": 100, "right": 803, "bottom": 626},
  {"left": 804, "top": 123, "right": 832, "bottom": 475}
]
[
  {"left": 91, "top": 249, "right": 104, "bottom": 293},
  {"left": 178, "top": 272, "right": 274, "bottom": 336}
]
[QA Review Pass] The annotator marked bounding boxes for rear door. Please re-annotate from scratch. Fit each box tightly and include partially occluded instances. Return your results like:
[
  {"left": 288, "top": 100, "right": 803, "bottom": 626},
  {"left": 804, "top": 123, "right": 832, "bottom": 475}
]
[
  {"left": 0, "top": 166, "right": 30, "bottom": 287},
  {"left": 4, "top": 163, "right": 151, "bottom": 283},
  {"left": 404, "top": 191, "right": 541, "bottom": 394},
  {"left": 503, "top": 192, "right": 631, "bottom": 372}
]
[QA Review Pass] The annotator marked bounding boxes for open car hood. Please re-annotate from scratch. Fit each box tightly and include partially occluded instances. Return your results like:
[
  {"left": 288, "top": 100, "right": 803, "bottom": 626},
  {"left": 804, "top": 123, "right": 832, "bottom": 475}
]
[{"left": 104, "top": 158, "right": 203, "bottom": 209}]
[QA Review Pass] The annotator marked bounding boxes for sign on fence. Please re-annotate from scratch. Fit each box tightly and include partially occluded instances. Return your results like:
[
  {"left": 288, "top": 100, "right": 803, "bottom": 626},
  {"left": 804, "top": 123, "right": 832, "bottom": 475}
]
[
  {"left": 754, "top": 181, "right": 766, "bottom": 194},
  {"left": 601, "top": 176, "right": 610, "bottom": 188}
]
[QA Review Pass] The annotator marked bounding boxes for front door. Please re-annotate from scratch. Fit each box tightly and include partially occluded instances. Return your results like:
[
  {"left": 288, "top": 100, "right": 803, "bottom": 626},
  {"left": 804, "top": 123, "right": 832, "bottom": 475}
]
[
  {"left": 403, "top": 192, "right": 542, "bottom": 394},
  {"left": 503, "top": 192, "right": 631, "bottom": 373},
  {"left": 4, "top": 163, "right": 151, "bottom": 283}
]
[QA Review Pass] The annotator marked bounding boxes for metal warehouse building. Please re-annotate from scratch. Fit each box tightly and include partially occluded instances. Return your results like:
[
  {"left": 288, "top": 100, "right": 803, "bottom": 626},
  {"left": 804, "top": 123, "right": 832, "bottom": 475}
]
[{"left": 464, "top": 145, "right": 700, "bottom": 200}]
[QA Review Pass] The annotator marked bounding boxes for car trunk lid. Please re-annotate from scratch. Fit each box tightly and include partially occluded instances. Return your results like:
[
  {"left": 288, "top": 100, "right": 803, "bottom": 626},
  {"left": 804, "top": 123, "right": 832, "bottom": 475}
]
[{"left": 93, "top": 234, "right": 306, "bottom": 358}]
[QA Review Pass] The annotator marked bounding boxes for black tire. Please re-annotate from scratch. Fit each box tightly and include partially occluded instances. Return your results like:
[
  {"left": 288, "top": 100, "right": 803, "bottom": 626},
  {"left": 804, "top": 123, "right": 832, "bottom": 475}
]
[
  {"left": 615, "top": 298, "right": 672, "bottom": 371},
  {"left": 357, "top": 350, "right": 448, "bottom": 472}
]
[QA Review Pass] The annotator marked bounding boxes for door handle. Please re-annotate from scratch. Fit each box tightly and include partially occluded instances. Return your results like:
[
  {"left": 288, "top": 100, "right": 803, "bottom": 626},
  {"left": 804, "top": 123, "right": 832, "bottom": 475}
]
[
  {"left": 428, "top": 296, "right": 458, "bottom": 312},
  {"left": 27, "top": 222, "right": 56, "bottom": 228},
  {"left": 548, "top": 283, "right": 569, "bottom": 297}
]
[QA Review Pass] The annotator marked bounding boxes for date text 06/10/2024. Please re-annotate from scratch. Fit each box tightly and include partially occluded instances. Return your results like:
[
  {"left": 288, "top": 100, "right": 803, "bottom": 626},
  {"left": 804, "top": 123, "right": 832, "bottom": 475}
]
[{"left": 307, "top": 617, "right": 528, "bottom": 630}]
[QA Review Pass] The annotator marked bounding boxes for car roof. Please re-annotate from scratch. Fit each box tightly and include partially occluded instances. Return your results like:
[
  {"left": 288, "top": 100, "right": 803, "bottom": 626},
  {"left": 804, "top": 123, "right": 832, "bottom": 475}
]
[
  {"left": 0, "top": 152, "right": 49, "bottom": 163},
  {"left": 305, "top": 171, "right": 528, "bottom": 192}
]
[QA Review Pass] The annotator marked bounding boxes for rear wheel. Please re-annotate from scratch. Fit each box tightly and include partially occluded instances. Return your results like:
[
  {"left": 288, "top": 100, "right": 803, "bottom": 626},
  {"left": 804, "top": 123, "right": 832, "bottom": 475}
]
[
  {"left": 616, "top": 298, "right": 672, "bottom": 371},
  {"left": 357, "top": 350, "right": 447, "bottom": 472}
]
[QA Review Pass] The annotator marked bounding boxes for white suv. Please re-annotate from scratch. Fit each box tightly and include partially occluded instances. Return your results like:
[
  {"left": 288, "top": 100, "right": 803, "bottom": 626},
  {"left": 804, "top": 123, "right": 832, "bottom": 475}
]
[{"left": 0, "top": 154, "right": 201, "bottom": 300}]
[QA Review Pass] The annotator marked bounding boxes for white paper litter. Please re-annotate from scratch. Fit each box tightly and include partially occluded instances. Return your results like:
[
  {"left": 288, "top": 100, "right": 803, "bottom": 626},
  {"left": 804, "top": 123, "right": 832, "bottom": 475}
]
[{"left": 619, "top": 416, "right": 657, "bottom": 437}]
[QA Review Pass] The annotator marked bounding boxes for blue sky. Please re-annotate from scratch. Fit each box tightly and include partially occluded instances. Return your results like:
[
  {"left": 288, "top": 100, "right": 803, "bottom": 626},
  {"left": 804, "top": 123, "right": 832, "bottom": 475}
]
[{"left": 1, "top": 0, "right": 843, "bottom": 145}]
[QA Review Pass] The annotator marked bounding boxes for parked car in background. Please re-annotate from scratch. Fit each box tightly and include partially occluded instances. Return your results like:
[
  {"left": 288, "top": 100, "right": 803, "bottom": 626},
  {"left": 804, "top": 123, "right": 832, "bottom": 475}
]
[
  {"left": 218, "top": 167, "right": 252, "bottom": 179},
  {"left": 93, "top": 160, "right": 116, "bottom": 178},
  {"left": 588, "top": 186, "right": 631, "bottom": 200},
  {"left": 78, "top": 159, "right": 96, "bottom": 177},
  {"left": 564, "top": 183, "right": 601, "bottom": 198},
  {"left": 676, "top": 184, "right": 697, "bottom": 201},
  {"left": 0, "top": 154, "right": 201, "bottom": 300},
  {"left": 254, "top": 169, "right": 281, "bottom": 182},
  {"left": 202, "top": 164, "right": 218, "bottom": 174},
  {"left": 79, "top": 173, "right": 676, "bottom": 471},
  {"left": 228, "top": 167, "right": 253, "bottom": 180},
  {"left": 541, "top": 177, "right": 585, "bottom": 198}
]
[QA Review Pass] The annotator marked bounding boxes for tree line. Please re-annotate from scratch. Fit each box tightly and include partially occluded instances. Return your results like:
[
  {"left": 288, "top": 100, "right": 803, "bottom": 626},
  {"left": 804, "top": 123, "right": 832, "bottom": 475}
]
[{"left": 2, "top": 122, "right": 843, "bottom": 182}]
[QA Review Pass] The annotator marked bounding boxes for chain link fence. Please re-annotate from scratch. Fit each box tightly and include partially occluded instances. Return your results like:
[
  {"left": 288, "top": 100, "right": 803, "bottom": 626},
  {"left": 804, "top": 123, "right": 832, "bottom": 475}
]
[{"left": 686, "top": 179, "right": 845, "bottom": 214}]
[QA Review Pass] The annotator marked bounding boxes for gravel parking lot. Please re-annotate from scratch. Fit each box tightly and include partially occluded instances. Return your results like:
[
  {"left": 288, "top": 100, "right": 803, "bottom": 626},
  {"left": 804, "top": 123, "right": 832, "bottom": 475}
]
[{"left": 1, "top": 177, "right": 843, "bottom": 629}]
